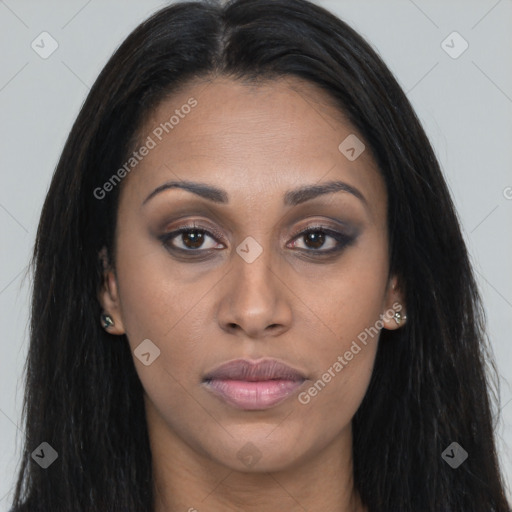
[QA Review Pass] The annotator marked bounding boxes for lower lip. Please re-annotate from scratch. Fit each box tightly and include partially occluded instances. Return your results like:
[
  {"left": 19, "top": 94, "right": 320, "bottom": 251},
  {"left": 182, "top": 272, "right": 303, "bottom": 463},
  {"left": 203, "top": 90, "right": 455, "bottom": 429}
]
[{"left": 203, "top": 379, "right": 305, "bottom": 410}]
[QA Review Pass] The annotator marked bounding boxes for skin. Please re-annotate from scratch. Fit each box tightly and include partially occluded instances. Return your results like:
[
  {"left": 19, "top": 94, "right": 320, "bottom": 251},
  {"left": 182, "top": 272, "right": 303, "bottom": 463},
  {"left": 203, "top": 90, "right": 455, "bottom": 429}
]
[{"left": 99, "top": 76, "right": 406, "bottom": 512}]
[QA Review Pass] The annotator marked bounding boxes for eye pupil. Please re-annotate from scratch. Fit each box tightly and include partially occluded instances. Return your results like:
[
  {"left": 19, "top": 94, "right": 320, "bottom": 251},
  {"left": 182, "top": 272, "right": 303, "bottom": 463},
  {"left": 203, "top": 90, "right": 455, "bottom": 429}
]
[
  {"left": 183, "top": 229, "right": 204, "bottom": 248},
  {"left": 304, "top": 231, "right": 325, "bottom": 249}
]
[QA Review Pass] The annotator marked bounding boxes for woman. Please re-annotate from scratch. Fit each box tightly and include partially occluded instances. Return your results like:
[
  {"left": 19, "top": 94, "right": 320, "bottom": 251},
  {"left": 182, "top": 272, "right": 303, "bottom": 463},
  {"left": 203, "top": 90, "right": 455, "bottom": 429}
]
[{"left": 10, "top": 0, "right": 511, "bottom": 510}]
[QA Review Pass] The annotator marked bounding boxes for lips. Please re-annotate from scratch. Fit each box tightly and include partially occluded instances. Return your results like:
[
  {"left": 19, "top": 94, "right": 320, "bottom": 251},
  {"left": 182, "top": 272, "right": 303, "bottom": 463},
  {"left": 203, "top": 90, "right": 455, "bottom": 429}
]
[{"left": 202, "top": 358, "right": 306, "bottom": 410}]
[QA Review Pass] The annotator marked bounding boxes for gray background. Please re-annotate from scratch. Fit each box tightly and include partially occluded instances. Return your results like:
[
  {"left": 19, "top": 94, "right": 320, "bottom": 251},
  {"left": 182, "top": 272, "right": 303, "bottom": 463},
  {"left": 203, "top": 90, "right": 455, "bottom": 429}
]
[{"left": 1, "top": 0, "right": 511, "bottom": 507}]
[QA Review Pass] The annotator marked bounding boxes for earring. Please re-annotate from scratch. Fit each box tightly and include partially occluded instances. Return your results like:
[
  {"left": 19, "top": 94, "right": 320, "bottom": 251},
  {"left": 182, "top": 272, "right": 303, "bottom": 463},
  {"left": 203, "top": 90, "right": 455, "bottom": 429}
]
[
  {"left": 394, "top": 310, "right": 407, "bottom": 326},
  {"left": 101, "top": 313, "right": 115, "bottom": 329}
]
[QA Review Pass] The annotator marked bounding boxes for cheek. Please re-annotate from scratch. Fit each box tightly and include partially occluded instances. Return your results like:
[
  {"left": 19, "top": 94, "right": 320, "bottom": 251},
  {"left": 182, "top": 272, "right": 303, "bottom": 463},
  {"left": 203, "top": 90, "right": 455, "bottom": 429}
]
[
  {"left": 294, "top": 280, "right": 384, "bottom": 444},
  {"left": 114, "top": 240, "right": 214, "bottom": 434},
  {"left": 292, "top": 233, "right": 388, "bottom": 416},
  {"left": 296, "top": 230, "right": 389, "bottom": 351},
  {"left": 113, "top": 229, "right": 222, "bottom": 405},
  {"left": 115, "top": 223, "right": 215, "bottom": 342}
]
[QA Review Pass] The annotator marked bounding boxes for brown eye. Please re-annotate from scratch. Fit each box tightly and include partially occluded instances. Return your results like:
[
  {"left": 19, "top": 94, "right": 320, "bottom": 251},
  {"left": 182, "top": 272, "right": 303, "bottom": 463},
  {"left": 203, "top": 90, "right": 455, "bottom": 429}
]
[
  {"left": 180, "top": 229, "right": 207, "bottom": 249},
  {"left": 289, "top": 227, "right": 351, "bottom": 253},
  {"left": 302, "top": 230, "right": 326, "bottom": 249},
  {"left": 160, "top": 226, "right": 224, "bottom": 252}
]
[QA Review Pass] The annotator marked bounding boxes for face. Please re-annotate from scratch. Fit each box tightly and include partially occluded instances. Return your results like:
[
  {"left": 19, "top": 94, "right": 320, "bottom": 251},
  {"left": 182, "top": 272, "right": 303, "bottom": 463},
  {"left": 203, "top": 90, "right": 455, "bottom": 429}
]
[{"left": 99, "top": 76, "right": 404, "bottom": 473}]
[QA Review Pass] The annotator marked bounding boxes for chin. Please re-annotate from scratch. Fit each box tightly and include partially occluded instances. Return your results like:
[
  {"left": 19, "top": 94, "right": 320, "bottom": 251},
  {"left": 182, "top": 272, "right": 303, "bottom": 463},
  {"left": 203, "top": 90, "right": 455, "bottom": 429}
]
[{"left": 206, "top": 429, "right": 309, "bottom": 473}]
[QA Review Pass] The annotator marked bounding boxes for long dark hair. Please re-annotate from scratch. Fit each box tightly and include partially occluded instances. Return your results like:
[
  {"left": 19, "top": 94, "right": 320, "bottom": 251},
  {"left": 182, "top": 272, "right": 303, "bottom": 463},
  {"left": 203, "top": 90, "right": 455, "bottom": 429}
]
[{"left": 10, "top": 0, "right": 511, "bottom": 510}]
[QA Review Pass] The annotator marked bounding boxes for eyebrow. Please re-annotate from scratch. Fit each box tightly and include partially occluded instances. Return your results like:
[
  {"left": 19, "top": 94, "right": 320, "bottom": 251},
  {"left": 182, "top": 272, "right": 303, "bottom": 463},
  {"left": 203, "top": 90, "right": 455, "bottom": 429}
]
[{"left": 142, "top": 179, "right": 367, "bottom": 207}]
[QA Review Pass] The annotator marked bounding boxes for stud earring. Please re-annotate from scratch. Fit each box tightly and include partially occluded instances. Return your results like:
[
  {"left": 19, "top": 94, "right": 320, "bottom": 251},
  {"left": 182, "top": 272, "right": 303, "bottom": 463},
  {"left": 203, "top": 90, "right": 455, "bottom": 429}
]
[
  {"left": 394, "top": 310, "right": 407, "bottom": 326},
  {"left": 101, "top": 313, "right": 115, "bottom": 329}
]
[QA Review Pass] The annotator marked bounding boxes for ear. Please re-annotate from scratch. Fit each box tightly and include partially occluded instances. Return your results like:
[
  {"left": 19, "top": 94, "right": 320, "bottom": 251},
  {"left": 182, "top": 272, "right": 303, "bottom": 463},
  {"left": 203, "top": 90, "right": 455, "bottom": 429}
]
[
  {"left": 381, "top": 275, "right": 407, "bottom": 331},
  {"left": 97, "top": 247, "right": 126, "bottom": 335}
]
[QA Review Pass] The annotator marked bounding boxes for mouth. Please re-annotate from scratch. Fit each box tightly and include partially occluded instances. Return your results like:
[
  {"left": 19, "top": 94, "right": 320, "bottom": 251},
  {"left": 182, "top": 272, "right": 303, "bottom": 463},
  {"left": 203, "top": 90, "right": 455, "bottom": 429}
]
[{"left": 202, "top": 358, "right": 307, "bottom": 410}]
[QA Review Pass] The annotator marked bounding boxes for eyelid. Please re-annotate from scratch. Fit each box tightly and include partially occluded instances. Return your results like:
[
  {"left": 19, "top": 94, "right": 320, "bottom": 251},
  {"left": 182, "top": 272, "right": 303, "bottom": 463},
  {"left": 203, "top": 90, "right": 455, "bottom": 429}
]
[
  {"left": 164, "top": 221, "right": 227, "bottom": 243},
  {"left": 163, "top": 220, "right": 349, "bottom": 244},
  {"left": 288, "top": 222, "right": 348, "bottom": 240}
]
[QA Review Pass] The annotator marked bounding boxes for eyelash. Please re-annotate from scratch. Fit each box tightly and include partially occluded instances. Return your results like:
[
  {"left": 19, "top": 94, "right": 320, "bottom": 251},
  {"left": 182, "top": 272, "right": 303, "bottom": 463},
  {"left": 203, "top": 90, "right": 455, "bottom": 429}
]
[
  {"left": 159, "top": 223, "right": 354, "bottom": 257},
  {"left": 289, "top": 225, "right": 353, "bottom": 254}
]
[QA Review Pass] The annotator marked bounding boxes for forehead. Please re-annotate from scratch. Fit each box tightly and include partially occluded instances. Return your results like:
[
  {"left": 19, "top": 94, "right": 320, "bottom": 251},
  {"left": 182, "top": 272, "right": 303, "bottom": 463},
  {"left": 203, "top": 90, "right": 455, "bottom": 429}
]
[{"left": 120, "top": 76, "right": 386, "bottom": 218}]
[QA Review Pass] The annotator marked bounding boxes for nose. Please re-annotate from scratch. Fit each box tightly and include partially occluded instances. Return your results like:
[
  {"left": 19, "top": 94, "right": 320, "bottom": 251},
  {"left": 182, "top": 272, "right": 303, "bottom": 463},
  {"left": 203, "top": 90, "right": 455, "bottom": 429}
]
[{"left": 216, "top": 246, "right": 293, "bottom": 339}]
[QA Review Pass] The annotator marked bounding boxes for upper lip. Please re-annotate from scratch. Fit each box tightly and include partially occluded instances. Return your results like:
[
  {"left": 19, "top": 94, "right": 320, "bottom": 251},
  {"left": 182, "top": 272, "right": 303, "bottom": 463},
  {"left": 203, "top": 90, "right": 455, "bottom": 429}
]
[{"left": 203, "top": 358, "right": 306, "bottom": 382}]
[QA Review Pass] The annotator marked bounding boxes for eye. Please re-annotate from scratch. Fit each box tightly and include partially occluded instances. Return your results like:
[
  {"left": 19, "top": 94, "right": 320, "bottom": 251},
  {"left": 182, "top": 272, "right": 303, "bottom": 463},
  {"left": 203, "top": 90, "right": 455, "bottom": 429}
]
[
  {"left": 288, "top": 226, "right": 353, "bottom": 254},
  {"left": 158, "top": 223, "right": 355, "bottom": 257},
  {"left": 159, "top": 224, "right": 225, "bottom": 252}
]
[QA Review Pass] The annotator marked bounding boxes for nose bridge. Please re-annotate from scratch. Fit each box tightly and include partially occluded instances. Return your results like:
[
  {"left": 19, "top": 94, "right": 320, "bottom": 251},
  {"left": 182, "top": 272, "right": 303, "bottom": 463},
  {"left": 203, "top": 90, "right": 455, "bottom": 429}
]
[
  {"left": 217, "top": 233, "right": 292, "bottom": 337},
  {"left": 233, "top": 234, "right": 278, "bottom": 306}
]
